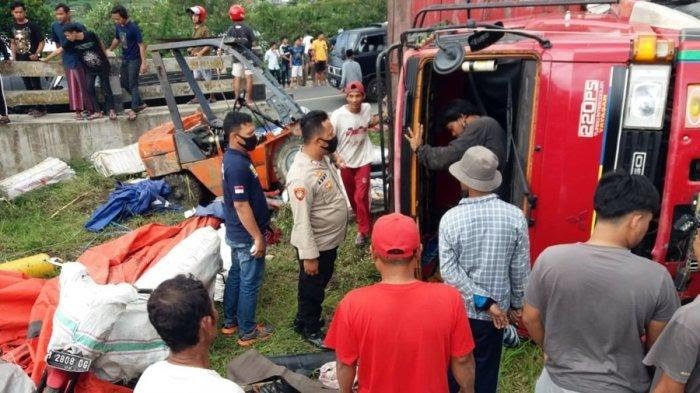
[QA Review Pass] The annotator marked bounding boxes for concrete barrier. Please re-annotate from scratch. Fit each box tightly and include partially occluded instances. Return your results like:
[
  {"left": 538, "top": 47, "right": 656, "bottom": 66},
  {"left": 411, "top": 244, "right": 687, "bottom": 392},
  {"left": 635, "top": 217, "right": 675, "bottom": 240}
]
[{"left": 0, "top": 101, "right": 274, "bottom": 179}]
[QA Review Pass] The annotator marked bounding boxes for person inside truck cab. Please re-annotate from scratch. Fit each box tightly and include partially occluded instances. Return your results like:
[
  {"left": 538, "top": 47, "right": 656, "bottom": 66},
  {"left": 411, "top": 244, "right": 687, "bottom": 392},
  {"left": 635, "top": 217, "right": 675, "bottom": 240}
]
[{"left": 405, "top": 99, "right": 506, "bottom": 171}]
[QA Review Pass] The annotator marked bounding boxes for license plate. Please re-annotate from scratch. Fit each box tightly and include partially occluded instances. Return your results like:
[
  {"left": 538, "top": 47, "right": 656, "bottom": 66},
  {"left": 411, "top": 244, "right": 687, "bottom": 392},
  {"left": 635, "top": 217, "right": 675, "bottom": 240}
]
[{"left": 47, "top": 350, "right": 91, "bottom": 373}]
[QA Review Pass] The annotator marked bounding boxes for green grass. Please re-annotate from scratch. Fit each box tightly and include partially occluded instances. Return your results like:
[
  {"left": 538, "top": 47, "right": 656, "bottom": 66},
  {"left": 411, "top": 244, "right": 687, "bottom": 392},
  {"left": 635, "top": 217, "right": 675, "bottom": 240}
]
[{"left": 0, "top": 161, "right": 543, "bottom": 392}]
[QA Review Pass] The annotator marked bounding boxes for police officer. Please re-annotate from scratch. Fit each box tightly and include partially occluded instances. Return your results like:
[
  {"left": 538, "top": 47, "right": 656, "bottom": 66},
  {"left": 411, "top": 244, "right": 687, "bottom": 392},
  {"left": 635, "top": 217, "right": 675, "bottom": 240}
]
[{"left": 287, "top": 110, "right": 348, "bottom": 348}]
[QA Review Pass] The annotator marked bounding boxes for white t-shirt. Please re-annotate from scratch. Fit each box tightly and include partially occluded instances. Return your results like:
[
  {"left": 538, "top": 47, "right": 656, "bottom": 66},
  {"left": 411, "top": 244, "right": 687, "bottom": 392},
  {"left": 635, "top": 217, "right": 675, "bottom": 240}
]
[
  {"left": 302, "top": 35, "right": 313, "bottom": 54},
  {"left": 134, "top": 361, "right": 245, "bottom": 393},
  {"left": 264, "top": 48, "right": 280, "bottom": 70},
  {"left": 331, "top": 103, "right": 374, "bottom": 168}
]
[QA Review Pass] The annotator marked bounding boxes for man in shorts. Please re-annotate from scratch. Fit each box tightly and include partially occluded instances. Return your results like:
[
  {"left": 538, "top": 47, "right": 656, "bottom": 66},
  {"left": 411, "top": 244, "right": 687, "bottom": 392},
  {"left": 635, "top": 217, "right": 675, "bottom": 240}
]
[
  {"left": 226, "top": 4, "right": 255, "bottom": 105},
  {"left": 310, "top": 33, "right": 328, "bottom": 87},
  {"left": 289, "top": 36, "right": 305, "bottom": 89}
]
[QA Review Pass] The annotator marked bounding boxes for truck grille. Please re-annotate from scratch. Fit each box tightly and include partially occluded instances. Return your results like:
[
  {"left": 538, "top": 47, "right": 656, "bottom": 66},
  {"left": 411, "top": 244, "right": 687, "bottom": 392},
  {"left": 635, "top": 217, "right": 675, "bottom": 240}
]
[{"left": 328, "top": 65, "right": 341, "bottom": 76}]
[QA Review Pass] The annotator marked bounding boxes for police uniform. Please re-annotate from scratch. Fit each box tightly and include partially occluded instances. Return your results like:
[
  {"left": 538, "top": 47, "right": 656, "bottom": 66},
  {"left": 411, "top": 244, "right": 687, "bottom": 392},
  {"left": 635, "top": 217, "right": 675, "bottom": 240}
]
[{"left": 287, "top": 150, "right": 348, "bottom": 335}]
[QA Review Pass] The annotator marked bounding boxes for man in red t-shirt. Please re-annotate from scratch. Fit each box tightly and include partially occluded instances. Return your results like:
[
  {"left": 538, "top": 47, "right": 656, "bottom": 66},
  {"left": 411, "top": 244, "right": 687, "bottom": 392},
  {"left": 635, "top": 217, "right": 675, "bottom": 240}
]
[{"left": 325, "top": 213, "right": 476, "bottom": 393}]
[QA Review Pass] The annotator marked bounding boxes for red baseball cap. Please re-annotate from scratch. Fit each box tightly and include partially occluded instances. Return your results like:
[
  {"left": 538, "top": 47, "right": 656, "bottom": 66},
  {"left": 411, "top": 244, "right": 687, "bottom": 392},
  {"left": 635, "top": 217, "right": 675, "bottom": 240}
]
[
  {"left": 345, "top": 80, "right": 365, "bottom": 95},
  {"left": 371, "top": 213, "right": 421, "bottom": 259}
]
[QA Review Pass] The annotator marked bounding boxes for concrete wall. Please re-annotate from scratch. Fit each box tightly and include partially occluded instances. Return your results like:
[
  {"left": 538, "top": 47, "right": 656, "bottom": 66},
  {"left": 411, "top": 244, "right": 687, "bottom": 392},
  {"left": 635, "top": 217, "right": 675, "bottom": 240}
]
[{"left": 0, "top": 103, "right": 245, "bottom": 179}]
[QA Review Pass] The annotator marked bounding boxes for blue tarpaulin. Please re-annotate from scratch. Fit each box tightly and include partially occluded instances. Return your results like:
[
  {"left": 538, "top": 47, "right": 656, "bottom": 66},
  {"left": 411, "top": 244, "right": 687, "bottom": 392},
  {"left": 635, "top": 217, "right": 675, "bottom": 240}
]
[{"left": 85, "top": 180, "right": 174, "bottom": 232}]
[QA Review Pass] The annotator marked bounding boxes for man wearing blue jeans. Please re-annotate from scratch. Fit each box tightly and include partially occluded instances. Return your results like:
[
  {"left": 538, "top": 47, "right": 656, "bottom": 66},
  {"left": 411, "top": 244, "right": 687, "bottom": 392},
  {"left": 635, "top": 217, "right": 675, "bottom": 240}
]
[
  {"left": 220, "top": 111, "right": 274, "bottom": 346},
  {"left": 108, "top": 5, "right": 148, "bottom": 121}
]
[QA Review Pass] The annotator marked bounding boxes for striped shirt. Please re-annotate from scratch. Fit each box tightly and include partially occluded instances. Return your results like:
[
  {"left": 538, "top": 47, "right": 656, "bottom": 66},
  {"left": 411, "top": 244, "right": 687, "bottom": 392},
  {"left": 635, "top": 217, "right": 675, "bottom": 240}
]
[{"left": 439, "top": 194, "right": 530, "bottom": 321}]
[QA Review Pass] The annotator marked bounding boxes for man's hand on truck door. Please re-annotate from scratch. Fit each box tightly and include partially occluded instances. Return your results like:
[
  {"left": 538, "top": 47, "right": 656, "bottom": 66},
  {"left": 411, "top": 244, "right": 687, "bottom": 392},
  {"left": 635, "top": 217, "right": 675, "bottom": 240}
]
[{"left": 404, "top": 124, "right": 424, "bottom": 153}]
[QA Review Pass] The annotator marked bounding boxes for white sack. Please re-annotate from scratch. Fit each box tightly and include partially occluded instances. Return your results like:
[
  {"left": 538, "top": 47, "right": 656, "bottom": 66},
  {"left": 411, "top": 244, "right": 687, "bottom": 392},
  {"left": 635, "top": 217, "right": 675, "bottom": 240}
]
[
  {"left": 89, "top": 143, "right": 146, "bottom": 177},
  {"left": 135, "top": 226, "right": 222, "bottom": 291},
  {"left": 0, "top": 158, "right": 75, "bottom": 200}
]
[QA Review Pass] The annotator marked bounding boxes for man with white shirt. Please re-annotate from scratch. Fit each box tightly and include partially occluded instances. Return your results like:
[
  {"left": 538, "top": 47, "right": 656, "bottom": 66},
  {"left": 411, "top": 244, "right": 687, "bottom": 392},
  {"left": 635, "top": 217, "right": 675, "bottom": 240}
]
[
  {"left": 330, "top": 81, "right": 379, "bottom": 246},
  {"left": 135, "top": 275, "right": 244, "bottom": 393}
]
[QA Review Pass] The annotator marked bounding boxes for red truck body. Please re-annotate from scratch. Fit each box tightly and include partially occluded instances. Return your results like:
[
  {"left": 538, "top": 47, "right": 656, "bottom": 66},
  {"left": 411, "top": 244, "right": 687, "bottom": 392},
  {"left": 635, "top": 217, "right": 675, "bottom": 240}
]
[{"left": 382, "top": 0, "right": 700, "bottom": 300}]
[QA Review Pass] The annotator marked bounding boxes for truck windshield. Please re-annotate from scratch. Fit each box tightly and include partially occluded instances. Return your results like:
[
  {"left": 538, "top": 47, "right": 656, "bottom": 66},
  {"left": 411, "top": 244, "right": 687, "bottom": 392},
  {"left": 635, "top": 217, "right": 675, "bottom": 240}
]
[{"left": 332, "top": 31, "right": 358, "bottom": 57}]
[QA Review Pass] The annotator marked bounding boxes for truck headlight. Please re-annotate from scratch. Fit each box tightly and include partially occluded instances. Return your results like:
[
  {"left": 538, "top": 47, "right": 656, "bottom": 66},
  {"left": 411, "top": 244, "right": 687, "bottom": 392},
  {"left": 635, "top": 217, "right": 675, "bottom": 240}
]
[
  {"left": 686, "top": 85, "right": 700, "bottom": 129},
  {"left": 623, "top": 64, "right": 671, "bottom": 130}
]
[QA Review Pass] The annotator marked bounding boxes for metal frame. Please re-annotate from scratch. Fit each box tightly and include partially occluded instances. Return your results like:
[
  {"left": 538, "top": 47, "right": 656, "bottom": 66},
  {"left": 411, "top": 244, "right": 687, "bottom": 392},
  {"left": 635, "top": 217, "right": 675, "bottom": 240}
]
[
  {"left": 376, "top": 42, "right": 403, "bottom": 211},
  {"left": 148, "top": 37, "right": 304, "bottom": 132},
  {"left": 412, "top": 0, "right": 620, "bottom": 28},
  {"left": 400, "top": 23, "right": 552, "bottom": 51},
  {"left": 149, "top": 37, "right": 305, "bottom": 164}
]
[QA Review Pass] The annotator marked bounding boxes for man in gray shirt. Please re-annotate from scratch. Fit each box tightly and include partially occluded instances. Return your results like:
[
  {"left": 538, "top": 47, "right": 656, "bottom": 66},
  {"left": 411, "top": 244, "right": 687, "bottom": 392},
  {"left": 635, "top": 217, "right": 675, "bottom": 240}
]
[
  {"left": 340, "top": 49, "right": 362, "bottom": 91},
  {"left": 644, "top": 234, "right": 700, "bottom": 393},
  {"left": 405, "top": 99, "right": 506, "bottom": 171},
  {"left": 523, "top": 171, "right": 680, "bottom": 393}
]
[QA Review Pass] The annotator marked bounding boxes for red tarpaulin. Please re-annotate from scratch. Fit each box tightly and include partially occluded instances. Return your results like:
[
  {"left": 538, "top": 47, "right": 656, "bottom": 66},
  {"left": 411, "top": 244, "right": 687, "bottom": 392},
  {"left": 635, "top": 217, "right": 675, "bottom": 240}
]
[{"left": 0, "top": 216, "right": 220, "bottom": 392}]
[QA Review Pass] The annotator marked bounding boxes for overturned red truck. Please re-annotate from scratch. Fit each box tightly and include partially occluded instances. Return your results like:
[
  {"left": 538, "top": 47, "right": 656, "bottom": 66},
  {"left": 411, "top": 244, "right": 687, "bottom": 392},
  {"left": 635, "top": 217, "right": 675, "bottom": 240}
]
[{"left": 374, "top": 0, "right": 700, "bottom": 300}]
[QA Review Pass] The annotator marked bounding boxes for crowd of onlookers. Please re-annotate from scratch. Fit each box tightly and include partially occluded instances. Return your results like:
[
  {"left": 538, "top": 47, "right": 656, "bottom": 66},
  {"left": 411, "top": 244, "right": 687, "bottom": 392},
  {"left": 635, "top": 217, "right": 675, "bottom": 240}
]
[
  {"left": 0, "top": 2, "right": 350, "bottom": 125},
  {"left": 1, "top": 1, "right": 149, "bottom": 122},
  {"left": 9, "top": 2, "right": 699, "bottom": 392},
  {"left": 137, "top": 76, "right": 700, "bottom": 393}
]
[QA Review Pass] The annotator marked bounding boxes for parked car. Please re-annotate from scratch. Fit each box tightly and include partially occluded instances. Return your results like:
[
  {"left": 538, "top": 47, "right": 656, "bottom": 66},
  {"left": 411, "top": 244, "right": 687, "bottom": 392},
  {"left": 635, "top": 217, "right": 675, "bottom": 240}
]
[{"left": 326, "top": 22, "right": 386, "bottom": 101}]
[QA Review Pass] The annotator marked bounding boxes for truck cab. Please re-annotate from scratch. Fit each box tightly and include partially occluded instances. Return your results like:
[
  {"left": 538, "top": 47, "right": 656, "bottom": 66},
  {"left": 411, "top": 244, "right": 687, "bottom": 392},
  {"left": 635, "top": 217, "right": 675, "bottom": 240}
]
[
  {"left": 327, "top": 23, "right": 387, "bottom": 100},
  {"left": 377, "top": 0, "right": 700, "bottom": 301}
]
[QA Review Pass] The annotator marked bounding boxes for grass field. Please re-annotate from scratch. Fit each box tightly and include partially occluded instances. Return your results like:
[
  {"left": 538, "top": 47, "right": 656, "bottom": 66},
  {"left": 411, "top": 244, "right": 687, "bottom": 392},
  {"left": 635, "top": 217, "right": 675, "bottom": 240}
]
[{"left": 0, "top": 161, "right": 543, "bottom": 391}]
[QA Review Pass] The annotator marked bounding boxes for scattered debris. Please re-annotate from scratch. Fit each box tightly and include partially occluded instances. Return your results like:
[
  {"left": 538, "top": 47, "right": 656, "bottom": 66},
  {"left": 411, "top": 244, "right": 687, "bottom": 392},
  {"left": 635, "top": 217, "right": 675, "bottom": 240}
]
[
  {"left": 0, "top": 254, "right": 56, "bottom": 278},
  {"left": 227, "top": 349, "right": 336, "bottom": 393},
  {"left": 49, "top": 192, "right": 89, "bottom": 218},
  {"left": 0, "top": 158, "right": 75, "bottom": 200},
  {"left": 89, "top": 143, "right": 146, "bottom": 177},
  {"left": 84, "top": 180, "right": 174, "bottom": 232}
]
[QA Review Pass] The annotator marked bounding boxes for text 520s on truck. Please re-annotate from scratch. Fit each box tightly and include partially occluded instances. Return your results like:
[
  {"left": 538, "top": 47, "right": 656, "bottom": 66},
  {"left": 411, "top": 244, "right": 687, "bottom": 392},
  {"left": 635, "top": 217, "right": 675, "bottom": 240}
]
[{"left": 375, "top": 0, "right": 700, "bottom": 300}]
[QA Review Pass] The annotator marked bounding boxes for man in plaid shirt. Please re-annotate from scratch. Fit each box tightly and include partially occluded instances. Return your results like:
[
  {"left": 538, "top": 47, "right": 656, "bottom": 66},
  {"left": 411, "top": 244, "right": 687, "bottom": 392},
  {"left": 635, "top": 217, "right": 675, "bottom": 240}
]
[{"left": 439, "top": 146, "right": 530, "bottom": 393}]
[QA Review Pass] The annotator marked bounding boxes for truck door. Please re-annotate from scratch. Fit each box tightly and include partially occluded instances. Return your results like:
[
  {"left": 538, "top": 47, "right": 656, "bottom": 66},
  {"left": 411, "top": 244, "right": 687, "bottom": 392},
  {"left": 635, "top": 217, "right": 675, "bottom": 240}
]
[{"left": 528, "top": 61, "right": 627, "bottom": 258}]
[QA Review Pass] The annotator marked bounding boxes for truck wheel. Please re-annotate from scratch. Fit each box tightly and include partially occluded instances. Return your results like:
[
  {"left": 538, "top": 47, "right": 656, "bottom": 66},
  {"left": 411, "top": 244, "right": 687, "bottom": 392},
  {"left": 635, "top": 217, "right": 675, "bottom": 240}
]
[
  {"left": 163, "top": 172, "right": 211, "bottom": 208},
  {"left": 272, "top": 136, "right": 302, "bottom": 187},
  {"left": 365, "top": 77, "right": 379, "bottom": 102}
]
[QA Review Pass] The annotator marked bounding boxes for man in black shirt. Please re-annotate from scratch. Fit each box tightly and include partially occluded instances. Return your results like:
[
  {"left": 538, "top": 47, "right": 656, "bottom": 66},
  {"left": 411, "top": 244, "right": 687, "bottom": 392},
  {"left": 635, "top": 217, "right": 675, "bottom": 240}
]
[
  {"left": 62, "top": 24, "right": 116, "bottom": 120},
  {"left": 10, "top": 1, "right": 45, "bottom": 117}
]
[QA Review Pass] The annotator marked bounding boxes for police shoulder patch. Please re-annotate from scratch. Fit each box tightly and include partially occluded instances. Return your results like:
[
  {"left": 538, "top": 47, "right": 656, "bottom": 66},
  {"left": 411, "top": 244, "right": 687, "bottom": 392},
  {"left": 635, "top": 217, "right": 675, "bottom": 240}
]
[{"left": 294, "top": 187, "right": 306, "bottom": 201}]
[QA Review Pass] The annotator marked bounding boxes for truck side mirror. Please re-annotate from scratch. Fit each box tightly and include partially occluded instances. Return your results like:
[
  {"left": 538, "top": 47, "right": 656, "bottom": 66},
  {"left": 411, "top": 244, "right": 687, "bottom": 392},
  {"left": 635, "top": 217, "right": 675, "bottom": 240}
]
[{"left": 433, "top": 42, "right": 464, "bottom": 74}]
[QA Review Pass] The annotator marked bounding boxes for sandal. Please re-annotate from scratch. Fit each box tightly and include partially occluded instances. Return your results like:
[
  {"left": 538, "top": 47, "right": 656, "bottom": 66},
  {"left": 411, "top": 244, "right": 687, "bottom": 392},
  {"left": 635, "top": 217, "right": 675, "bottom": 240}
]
[
  {"left": 74, "top": 111, "right": 85, "bottom": 120},
  {"left": 136, "top": 103, "right": 148, "bottom": 113},
  {"left": 108, "top": 110, "right": 117, "bottom": 121},
  {"left": 0, "top": 116, "right": 10, "bottom": 124},
  {"left": 126, "top": 110, "right": 137, "bottom": 121},
  {"left": 87, "top": 112, "right": 104, "bottom": 120}
]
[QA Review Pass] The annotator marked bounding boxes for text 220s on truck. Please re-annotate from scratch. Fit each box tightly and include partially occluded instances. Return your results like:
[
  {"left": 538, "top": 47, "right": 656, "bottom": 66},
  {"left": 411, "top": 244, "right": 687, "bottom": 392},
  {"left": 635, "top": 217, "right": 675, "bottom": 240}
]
[{"left": 374, "top": 0, "right": 700, "bottom": 300}]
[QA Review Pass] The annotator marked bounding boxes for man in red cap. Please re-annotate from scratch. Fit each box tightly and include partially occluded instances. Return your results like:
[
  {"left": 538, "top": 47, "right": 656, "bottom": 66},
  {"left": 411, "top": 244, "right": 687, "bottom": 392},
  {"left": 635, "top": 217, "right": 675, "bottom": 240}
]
[
  {"left": 330, "top": 80, "right": 380, "bottom": 246},
  {"left": 226, "top": 4, "right": 255, "bottom": 105},
  {"left": 325, "top": 213, "right": 476, "bottom": 393}
]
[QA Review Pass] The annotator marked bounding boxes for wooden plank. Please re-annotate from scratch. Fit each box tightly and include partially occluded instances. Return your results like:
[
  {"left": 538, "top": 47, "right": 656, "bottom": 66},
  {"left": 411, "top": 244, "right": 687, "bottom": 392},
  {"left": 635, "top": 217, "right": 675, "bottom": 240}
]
[
  {"left": 5, "top": 79, "right": 236, "bottom": 106},
  {"left": 0, "top": 55, "right": 235, "bottom": 77}
]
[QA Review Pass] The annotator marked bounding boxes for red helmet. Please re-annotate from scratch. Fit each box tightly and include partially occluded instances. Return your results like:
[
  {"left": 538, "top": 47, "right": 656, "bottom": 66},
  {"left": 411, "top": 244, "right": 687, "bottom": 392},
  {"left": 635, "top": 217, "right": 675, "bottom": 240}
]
[
  {"left": 187, "top": 5, "right": 207, "bottom": 23},
  {"left": 229, "top": 4, "right": 245, "bottom": 22}
]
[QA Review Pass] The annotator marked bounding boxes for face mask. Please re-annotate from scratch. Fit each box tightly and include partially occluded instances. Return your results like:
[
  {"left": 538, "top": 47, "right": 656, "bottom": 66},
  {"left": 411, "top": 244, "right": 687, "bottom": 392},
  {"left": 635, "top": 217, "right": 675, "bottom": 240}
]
[
  {"left": 237, "top": 134, "right": 258, "bottom": 151},
  {"left": 320, "top": 136, "right": 338, "bottom": 154}
]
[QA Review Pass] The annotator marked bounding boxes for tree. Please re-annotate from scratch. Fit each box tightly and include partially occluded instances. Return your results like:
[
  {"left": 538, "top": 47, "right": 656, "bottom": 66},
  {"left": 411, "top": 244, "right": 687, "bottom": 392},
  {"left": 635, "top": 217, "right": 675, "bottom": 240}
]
[{"left": 66, "top": 0, "right": 388, "bottom": 51}]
